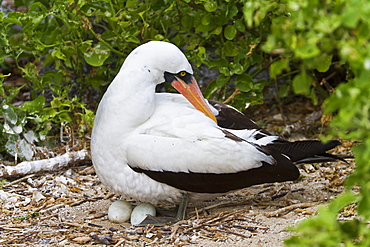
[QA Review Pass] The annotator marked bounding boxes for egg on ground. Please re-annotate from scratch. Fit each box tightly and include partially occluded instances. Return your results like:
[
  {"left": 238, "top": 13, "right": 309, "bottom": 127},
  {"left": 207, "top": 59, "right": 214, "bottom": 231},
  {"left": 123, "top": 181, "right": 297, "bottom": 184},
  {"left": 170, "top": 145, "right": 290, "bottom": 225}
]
[
  {"left": 107, "top": 199, "right": 133, "bottom": 223},
  {"left": 130, "top": 202, "right": 156, "bottom": 226}
]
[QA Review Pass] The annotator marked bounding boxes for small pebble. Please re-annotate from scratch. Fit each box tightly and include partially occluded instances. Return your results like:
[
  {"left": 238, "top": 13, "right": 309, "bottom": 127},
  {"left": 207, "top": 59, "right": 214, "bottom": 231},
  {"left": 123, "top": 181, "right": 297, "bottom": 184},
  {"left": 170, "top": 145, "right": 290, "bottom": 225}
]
[
  {"left": 130, "top": 202, "right": 156, "bottom": 226},
  {"left": 108, "top": 200, "right": 132, "bottom": 223},
  {"left": 32, "top": 191, "right": 45, "bottom": 202},
  {"left": 73, "top": 236, "right": 91, "bottom": 244}
]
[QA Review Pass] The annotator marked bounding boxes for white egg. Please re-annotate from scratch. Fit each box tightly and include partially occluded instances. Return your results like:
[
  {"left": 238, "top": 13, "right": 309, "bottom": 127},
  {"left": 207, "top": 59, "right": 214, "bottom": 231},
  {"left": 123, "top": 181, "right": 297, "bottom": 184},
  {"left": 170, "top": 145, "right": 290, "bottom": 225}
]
[
  {"left": 130, "top": 202, "right": 156, "bottom": 226},
  {"left": 108, "top": 200, "right": 133, "bottom": 223}
]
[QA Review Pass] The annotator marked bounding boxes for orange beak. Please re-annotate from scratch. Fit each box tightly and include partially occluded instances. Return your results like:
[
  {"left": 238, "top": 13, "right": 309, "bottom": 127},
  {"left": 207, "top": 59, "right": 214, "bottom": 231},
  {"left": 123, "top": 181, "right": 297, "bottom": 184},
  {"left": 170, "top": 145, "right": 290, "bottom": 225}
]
[{"left": 171, "top": 75, "right": 217, "bottom": 123}]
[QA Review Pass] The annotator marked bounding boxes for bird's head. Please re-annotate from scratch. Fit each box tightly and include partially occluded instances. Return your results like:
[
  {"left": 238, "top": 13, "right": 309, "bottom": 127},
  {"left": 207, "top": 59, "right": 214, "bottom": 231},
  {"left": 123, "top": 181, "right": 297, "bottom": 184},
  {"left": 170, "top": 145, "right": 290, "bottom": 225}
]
[{"left": 123, "top": 41, "right": 217, "bottom": 123}]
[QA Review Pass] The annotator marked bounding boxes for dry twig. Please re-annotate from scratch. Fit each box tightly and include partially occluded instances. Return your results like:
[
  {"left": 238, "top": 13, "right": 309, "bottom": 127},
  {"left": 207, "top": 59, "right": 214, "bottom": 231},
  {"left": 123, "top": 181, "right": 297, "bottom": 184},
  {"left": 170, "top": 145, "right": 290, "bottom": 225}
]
[{"left": 263, "top": 202, "right": 317, "bottom": 217}]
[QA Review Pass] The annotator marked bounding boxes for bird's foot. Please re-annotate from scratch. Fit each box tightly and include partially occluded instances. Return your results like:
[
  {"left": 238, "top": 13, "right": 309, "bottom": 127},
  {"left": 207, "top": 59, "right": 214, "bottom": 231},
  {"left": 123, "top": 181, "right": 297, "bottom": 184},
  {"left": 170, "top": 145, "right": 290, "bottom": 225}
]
[
  {"left": 137, "top": 215, "right": 177, "bottom": 226},
  {"left": 137, "top": 193, "right": 189, "bottom": 226}
]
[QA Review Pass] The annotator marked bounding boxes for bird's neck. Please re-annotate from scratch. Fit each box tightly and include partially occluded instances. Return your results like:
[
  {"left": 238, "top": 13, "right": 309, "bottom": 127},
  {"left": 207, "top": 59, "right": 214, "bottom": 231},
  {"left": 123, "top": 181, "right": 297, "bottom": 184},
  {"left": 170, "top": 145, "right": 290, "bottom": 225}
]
[{"left": 95, "top": 69, "right": 158, "bottom": 134}]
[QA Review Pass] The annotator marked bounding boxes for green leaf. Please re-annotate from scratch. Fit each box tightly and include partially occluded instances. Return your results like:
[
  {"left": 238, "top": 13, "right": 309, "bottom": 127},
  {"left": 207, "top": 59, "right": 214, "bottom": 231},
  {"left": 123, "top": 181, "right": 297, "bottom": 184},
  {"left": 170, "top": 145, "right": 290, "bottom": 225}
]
[
  {"left": 316, "top": 54, "right": 333, "bottom": 72},
  {"left": 295, "top": 42, "right": 320, "bottom": 59},
  {"left": 42, "top": 25, "right": 60, "bottom": 45},
  {"left": 236, "top": 74, "right": 253, "bottom": 92},
  {"left": 31, "top": 15, "right": 44, "bottom": 26},
  {"left": 20, "top": 96, "right": 46, "bottom": 112},
  {"left": 195, "top": 22, "right": 217, "bottom": 32},
  {"left": 204, "top": 1, "right": 218, "bottom": 12},
  {"left": 215, "top": 75, "right": 230, "bottom": 87},
  {"left": 51, "top": 49, "right": 67, "bottom": 61},
  {"left": 252, "top": 79, "right": 267, "bottom": 90},
  {"left": 224, "top": 25, "right": 237, "bottom": 40},
  {"left": 219, "top": 66, "right": 230, "bottom": 76},
  {"left": 29, "top": 2, "right": 47, "bottom": 14},
  {"left": 222, "top": 41, "right": 238, "bottom": 57},
  {"left": 206, "top": 58, "right": 229, "bottom": 69},
  {"left": 4, "top": 12, "right": 23, "bottom": 25},
  {"left": 230, "top": 63, "right": 244, "bottom": 75},
  {"left": 210, "top": 26, "right": 222, "bottom": 35},
  {"left": 234, "top": 19, "right": 245, "bottom": 32},
  {"left": 201, "top": 13, "right": 212, "bottom": 26},
  {"left": 50, "top": 97, "right": 62, "bottom": 109},
  {"left": 243, "top": 2, "right": 254, "bottom": 27},
  {"left": 270, "top": 59, "right": 289, "bottom": 77},
  {"left": 204, "top": 79, "right": 219, "bottom": 99},
  {"left": 292, "top": 72, "right": 312, "bottom": 95},
  {"left": 84, "top": 42, "right": 111, "bottom": 67},
  {"left": 197, "top": 46, "right": 206, "bottom": 57},
  {"left": 126, "top": 0, "right": 139, "bottom": 8},
  {"left": 227, "top": 5, "right": 239, "bottom": 19},
  {"left": 341, "top": 4, "right": 359, "bottom": 28},
  {"left": 181, "top": 14, "right": 193, "bottom": 30},
  {"left": 328, "top": 192, "right": 356, "bottom": 213}
]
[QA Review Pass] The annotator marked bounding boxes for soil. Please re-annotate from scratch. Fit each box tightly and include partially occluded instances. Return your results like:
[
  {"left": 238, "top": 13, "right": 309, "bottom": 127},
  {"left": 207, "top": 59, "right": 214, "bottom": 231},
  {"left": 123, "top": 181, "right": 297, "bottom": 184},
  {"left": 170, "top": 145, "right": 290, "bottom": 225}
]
[{"left": 0, "top": 98, "right": 355, "bottom": 246}]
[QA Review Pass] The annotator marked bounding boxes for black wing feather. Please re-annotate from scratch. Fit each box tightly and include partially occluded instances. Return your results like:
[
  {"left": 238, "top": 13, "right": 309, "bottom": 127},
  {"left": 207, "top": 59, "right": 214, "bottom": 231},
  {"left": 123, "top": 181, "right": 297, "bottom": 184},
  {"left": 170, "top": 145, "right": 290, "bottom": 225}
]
[
  {"left": 130, "top": 148, "right": 299, "bottom": 193},
  {"left": 270, "top": 139, "right": 342, "bottom": 164},
  {"left": 210, "top": 100, "right": 344, "bottom": 164}
]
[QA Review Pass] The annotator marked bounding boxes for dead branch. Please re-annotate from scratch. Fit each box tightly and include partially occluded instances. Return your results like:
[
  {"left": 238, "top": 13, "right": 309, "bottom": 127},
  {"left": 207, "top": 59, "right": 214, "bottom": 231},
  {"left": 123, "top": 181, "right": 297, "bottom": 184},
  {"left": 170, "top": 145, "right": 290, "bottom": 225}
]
[
  {"left": 263, "top": 202, "right": 317, "bottom": 217},
  {"left": 206, "top": 227, "right": 252, "bottom": 238},
  {"left": 0, "top": 150, "right": 90, "bottom": 179},
  {"left": 223, "top": 88, "right": 241, "bottom": 105},
  {"left": 3, "top": 174, "right": 36, "bottom": 187}
]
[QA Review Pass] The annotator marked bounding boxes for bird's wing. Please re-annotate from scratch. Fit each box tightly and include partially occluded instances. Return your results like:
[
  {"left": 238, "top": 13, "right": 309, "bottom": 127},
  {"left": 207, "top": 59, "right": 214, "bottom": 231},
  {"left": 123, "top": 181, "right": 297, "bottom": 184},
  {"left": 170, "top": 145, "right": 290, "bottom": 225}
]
[
  {"left": 124, "top": 93, "right": 274, "bottom": 173},
  {"left": 122, "top": 93, "right": 299, "bottom": 193}
]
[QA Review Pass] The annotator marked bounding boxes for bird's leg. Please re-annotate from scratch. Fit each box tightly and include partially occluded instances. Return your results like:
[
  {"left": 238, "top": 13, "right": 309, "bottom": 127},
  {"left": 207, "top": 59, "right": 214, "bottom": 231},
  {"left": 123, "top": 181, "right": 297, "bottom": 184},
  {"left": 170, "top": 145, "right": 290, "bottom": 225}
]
[
  {"left": 137, "top": 193, "right": 189, "bottom": 226},
  {"left": 175, "top": 192, "right": 189, "bottom": 221}
]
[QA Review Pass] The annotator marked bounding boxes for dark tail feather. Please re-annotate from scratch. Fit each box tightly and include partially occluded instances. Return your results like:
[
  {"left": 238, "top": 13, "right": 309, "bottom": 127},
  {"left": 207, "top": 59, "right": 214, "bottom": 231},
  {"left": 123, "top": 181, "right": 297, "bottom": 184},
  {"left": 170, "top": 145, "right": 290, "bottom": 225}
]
[
  {"left": 270, "top": 140, "right": 348, "bottom": 164},
  {"left": 293, "top": 153, "right": 352, "bottom": 164}
]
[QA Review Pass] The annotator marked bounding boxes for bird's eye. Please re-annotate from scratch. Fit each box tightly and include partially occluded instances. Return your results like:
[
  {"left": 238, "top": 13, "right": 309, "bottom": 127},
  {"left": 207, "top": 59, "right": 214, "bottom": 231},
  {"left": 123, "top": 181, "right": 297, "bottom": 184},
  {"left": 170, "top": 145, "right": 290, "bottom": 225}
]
[{"left": 179, "top": 71, "right": 186, "bottom": 77}]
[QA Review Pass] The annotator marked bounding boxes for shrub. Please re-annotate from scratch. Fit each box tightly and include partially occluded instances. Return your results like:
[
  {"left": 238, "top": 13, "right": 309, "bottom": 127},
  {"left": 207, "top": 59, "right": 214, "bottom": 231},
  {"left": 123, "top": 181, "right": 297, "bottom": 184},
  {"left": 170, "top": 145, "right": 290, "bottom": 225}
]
[{"left": 255, "top": 0, "right": 370, "bottom": 245}]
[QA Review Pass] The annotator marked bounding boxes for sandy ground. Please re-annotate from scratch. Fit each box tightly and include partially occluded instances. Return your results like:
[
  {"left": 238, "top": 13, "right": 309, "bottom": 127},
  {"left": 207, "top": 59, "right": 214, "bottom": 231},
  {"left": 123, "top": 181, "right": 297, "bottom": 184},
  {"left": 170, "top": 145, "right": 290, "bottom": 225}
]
[{"left": 0, "top": 148, "right": 354, "bottom": 246}]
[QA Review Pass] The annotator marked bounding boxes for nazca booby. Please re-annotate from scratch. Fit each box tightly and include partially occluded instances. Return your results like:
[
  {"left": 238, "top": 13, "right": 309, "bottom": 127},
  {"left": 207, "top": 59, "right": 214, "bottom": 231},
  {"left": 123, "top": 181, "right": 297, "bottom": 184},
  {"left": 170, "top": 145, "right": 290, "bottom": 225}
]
[{"left": 91, "top": 41, "right": 343, "bottom": 224}]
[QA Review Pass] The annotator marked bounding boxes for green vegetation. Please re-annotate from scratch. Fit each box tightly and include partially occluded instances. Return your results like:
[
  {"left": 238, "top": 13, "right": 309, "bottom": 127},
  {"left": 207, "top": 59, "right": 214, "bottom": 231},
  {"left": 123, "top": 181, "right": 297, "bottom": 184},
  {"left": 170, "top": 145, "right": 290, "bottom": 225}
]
[
  {"left": 260, "top": 0, "right": 370, "bottom": 245},
  {"left": 0, "top": 0, "right": 369, "bottom": 245}
]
